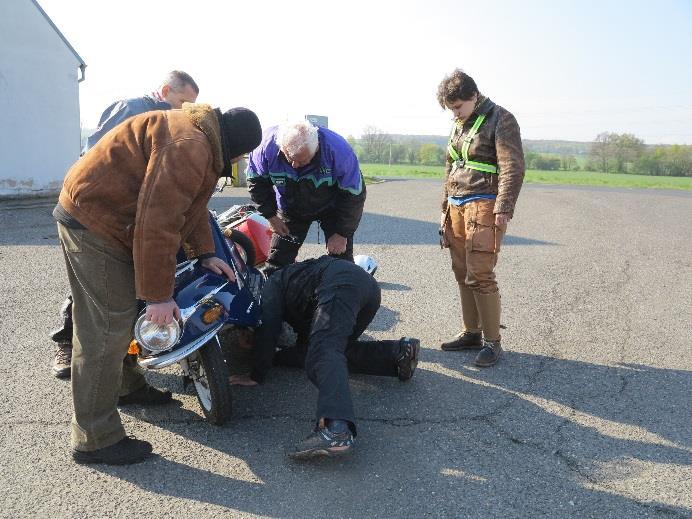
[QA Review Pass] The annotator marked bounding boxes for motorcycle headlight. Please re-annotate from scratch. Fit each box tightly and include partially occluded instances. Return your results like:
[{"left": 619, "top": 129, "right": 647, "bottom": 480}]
[{"left": 134, "top": 314, "right": 181, "bottom": 353}]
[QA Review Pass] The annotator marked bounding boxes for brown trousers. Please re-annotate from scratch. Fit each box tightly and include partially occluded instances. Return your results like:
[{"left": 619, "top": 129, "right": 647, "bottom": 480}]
[
  {"left": 447, "top": 199, "right": 506, "bottom": 341},
  {"left": 58, "top": 223, "right": 145, "bottom": 451}
]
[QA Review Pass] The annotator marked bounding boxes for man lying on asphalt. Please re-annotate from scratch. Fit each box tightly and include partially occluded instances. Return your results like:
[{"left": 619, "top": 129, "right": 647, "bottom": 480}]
[{"left": 231, "top": 255, "right": 420, "bottom": 460}]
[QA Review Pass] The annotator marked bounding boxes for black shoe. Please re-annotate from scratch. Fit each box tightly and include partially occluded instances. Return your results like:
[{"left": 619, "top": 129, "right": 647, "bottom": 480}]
[
  {"left": 441, "top": 331, "right": 483, "bottom": 351},
  {"left": 397, "top": 337, "right": 420, "bottom": 381},
  {"left": 118, "top": 384, "right": 173, "bottom": 406},
  {"left": 72, "top": 436, "right": 152, "bottom": 465},
  {"left": 52, "top": 343, "right": 72, "bottom": 379},
  {"left": 474, "top": 340, "right": 503, "bottom": 367},
  {"left": 288, "top": 422, "right": 355, "bottom": 460}
]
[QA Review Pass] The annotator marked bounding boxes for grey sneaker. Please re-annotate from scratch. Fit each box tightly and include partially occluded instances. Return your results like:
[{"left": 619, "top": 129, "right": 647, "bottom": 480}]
[
  {"left": 52, "top": 342, "right": 72, "bottom": 379},
  {"left": 474, "top": 340, "right": 503, "bottom": 367},
  {"left": 288, "top": 423, "right": 354, "bottom": 460}
]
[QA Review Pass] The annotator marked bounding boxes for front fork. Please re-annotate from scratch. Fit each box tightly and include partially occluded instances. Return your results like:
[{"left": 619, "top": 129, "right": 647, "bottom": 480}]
[{"left": 178, "top": 335, "right": 221, "bottom": 390}]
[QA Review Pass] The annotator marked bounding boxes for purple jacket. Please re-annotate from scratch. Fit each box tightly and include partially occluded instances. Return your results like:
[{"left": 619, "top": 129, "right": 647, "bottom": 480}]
[{"left": 246, "top": 125, "right": 365, "bottom": 236}]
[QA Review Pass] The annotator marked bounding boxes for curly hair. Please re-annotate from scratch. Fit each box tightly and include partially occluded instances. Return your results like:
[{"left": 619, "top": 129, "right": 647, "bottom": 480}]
[{"left": 436, "top": 69, "right": 479, "bottom": 108}]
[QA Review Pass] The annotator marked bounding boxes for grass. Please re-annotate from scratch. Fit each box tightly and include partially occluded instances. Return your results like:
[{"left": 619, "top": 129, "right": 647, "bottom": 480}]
[{"left": 361, "top": 163, "right": 692, "bottom": 190}]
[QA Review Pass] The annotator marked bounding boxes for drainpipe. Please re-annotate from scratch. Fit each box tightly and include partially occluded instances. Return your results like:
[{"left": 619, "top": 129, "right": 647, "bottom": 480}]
[{"left": 78, "top": 64, "right": 86, "bottom": 82}]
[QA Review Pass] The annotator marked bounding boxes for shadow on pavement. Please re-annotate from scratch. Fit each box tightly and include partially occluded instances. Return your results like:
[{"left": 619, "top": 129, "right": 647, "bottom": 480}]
[{"left": 110, "top": 349, "right": 689, "bottom": 517}]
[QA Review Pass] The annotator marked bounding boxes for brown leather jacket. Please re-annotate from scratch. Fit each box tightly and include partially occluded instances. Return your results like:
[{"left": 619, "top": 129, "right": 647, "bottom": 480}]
[
  {"left": 58, "top": 103, "right": 225, "bottom": 301},
  {"left": 442, "top": 97, "right": 525, "bottom": 217}
]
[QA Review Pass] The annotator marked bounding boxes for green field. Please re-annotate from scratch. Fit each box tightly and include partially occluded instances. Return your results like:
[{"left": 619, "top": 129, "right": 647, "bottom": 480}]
[{"left": 361, "top": 163, "right": 692, "bottom": 190}]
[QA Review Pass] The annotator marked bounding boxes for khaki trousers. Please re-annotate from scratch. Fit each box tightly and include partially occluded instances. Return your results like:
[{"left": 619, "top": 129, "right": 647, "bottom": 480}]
[
  {"left": 447, "top": 199, "right": 506, "bottom": 341},
  {"left": 58, "top": 224, "right": 145, "bottom": 451}
]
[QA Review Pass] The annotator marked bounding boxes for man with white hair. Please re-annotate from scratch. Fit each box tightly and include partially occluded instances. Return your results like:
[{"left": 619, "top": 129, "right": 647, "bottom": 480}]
[{"left": 246, "top": 121, "right": 366, "bottom": 275}]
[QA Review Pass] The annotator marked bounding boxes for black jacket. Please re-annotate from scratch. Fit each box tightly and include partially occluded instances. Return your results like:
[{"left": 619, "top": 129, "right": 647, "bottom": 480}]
[{"left": 250, "top": 256, "right": 377, "bottom": 382}]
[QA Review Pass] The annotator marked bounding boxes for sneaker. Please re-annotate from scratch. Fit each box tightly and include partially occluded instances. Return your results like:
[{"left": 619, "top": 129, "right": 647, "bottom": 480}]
[
  {"left": 397, "top": 337, "right": 420, "bottom": 382},
  {"left": 52, "top": 343, "right": 72, "bottom": 379},
  {"left": 72, "top": 436, "right": 152, "bottom": 465},
  {"left": 474, "top": 340, "right": 503, "bottom": 367},
  {"left": 288, "top": 422, "right": 355, "bottom": 460},
  {"left": 118, "top": 384, "right": 173, "bottom": 406},
  {"left": 441, "top": 331, "right": 483, "bottom": 351}
]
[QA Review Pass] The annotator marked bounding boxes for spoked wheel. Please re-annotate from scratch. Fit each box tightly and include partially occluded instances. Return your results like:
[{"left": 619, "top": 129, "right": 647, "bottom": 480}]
[{"left": 187, "top": 337, "right": 232, "bottom": 425}]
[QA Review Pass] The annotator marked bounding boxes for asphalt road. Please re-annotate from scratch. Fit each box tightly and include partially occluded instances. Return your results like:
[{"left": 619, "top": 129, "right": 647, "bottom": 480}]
[{"left": 1, "top": 180, "right": 690, "bottom": 518}]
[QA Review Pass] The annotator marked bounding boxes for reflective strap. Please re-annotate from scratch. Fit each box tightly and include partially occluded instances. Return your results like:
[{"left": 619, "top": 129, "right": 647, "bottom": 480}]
[
  {"left": 448, "top": 143, "right": 460, "bottom": 162},
  {"left": 447, "top": 124, "right": 461, "bottom": 162},
  {"left": 465, "top": 160, "right": 497, "bottom": 174},
  {"left": 447, "top": 113, "right": 498, "bottom": 174},
  {"left": 461, "top": 114, "right": 486, "bottom": 162}
]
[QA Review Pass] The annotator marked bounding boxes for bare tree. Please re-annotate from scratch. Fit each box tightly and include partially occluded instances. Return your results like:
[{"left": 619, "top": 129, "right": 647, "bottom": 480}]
[{"left": 360, "top": 126, "right": 392, "bottom": 163}]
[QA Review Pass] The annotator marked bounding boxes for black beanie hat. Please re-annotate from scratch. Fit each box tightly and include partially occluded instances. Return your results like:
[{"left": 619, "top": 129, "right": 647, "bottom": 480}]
[{"left": 214, "top": 107, "right": 262, "bottom": 176}]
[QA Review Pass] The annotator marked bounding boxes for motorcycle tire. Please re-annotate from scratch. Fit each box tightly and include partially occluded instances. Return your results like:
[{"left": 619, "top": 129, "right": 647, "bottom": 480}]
[
  {"left": 227, "top": 228, "right": 257, "bottom": 267},
  {"left": 189, "top": 337, "right": 232, "bottom": 425}
]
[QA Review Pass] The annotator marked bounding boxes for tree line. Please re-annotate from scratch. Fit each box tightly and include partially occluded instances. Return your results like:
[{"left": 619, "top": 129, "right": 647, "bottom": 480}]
[{"left": 349, "top": 127, "right": 692, "bottom": 177}]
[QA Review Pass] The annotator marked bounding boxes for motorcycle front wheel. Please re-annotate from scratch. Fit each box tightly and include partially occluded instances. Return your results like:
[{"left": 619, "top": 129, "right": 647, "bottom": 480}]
[
  {"left": 188, "top": 337, "right": 232, "bottom": 425},
  {"left": 226, "top": 228, "right": 257, "bottom": 267}
]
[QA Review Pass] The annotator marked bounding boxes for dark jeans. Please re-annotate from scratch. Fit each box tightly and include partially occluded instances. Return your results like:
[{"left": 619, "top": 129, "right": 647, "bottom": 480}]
[
  {"left": 264, "top": 213, "right": 354, "bottom": 275},
  {"left": 299, "top": 264, "right": 390, "bottom": 433},
  {"left": 50, "top": 295, "right": 74, "bottom": 345},
  {"left": 274, "top": 291, "right": 400, "bottom": 378}
]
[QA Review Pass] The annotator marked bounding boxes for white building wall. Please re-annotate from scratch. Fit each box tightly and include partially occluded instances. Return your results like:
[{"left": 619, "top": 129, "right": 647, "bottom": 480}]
[{"left": 0, "top": 0, "right": 82, "bottom": 198}]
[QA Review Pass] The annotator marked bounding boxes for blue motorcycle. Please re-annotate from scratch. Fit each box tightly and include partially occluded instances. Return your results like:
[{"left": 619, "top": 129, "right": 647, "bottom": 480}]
[{"left": 130, "top": 211, "right": 264, "bottom": 425}]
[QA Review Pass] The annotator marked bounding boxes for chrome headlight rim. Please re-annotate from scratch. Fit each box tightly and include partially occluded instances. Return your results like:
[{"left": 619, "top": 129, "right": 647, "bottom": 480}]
[{"left": 133, "top": 313, "right": 182, "bottom": 353}]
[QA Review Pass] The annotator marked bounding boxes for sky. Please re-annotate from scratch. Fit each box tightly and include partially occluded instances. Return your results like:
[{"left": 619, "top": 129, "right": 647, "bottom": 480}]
[{"left": 38, "top": 0, "right": 692, "bottom": 144}]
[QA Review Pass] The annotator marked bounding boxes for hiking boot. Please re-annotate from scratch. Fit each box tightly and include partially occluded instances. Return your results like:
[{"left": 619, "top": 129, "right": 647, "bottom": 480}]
[
  {"left": 441, "top": 331, "right": 483, "bottom": 351},
  {"left": 52, "top": 342, "right": 72, "bottom": 379},
  {"left": 72, "top": 436, "right": 152, "bottom": 465},
  {"left": 118, "top": 384, "right": 173, "bottom": 406},
  {"left": 474, "top": 339, "right": 503, "bottom": 367},
  {"left": 397, "top": 337, "right": 420, "bottom": 382},
  {"left": 288, "top": 420, "right": 355, "bottom": 460}
]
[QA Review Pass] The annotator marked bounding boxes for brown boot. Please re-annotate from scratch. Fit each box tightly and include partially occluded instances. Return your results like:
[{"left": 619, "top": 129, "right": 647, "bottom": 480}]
[
  {"left": 52, "top": 342, "right": 72, "bottom": 379},
  {"left": 441, "top": 331, "right": 483, "bottom": 351},
  {"left": 475, "top": 339, "right": 502, "bottom": 367},
  {"left": 474, "top": 291, "right": 502, "bottom": 366},
  {"left": 459, "top": 285, "right": 480, "bottom": 331}
]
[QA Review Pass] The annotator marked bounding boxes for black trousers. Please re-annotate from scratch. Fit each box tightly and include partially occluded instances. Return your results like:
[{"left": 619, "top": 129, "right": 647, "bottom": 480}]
[
  {"left": 264, "top": 213, "right": 354, "bottom": 275},
  {"left": 291, "top": 264, "right": 394, "bottom": 432},
  {"left": 50, "top": 295, "right": 74, "bottom": 345},
  {"left": 273, "top": 292, "right": 400, "bottom": 379}
]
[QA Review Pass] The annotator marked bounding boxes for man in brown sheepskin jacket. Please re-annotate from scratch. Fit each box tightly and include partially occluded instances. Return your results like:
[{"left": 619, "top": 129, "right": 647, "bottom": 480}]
[{"left": 54, "top": 103, "right": 261, "bottom": 465}]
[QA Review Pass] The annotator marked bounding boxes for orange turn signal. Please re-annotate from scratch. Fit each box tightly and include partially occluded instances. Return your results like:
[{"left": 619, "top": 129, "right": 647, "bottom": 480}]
[
  {"left": 201, "top": 305, "right": 223, "bottom": 325},
  {"left": 128, "top": 340, "right": 140, "bottom": 355}
]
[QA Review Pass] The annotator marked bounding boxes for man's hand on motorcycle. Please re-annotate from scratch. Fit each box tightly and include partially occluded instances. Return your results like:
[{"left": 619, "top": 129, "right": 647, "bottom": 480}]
[
  {"left": 201, "top": 257, "right": 236, "bottom": 282},
  {"left": 268, "top": 215, "right": 289, "bottom": 236},
  {"left": 146, "top": 299, "right": 181, "bottom": 325},
  {"left": 327, "top": 233, "right": 347, "bottom": 255}
]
